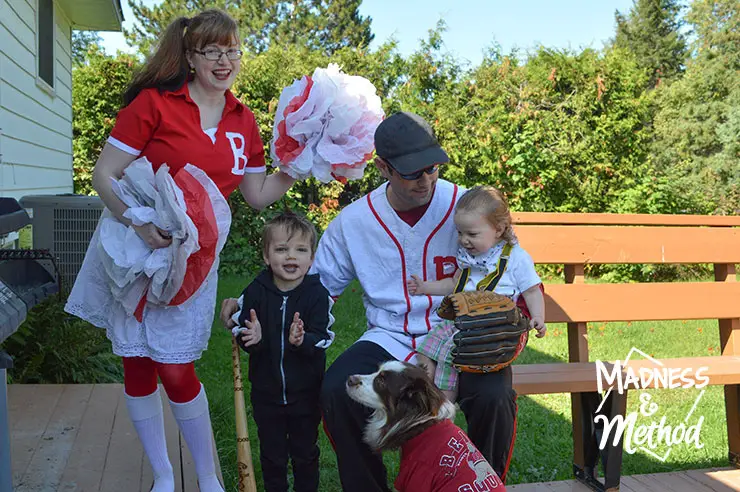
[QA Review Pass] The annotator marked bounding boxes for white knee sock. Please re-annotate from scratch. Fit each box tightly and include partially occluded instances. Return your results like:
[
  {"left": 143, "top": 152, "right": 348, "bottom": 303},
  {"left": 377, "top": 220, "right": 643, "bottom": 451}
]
[
  {"left": 125, "top": 388, "right": 175, "bottom": 492},
  {"left": 169, "top": 385, "right": 224, "bottom": 492}
]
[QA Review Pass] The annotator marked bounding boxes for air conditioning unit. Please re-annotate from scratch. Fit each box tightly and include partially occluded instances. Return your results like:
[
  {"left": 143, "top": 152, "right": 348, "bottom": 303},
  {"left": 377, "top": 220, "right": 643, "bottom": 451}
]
[{"left": 19, "top": 194, "right": 104, "bottom": 292}]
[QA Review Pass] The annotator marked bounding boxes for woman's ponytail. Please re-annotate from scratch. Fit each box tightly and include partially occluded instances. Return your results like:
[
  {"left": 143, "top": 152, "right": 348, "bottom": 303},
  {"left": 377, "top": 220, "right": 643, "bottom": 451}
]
[{"left": 122, "top": 16, "right": 191, "bottom": 107}]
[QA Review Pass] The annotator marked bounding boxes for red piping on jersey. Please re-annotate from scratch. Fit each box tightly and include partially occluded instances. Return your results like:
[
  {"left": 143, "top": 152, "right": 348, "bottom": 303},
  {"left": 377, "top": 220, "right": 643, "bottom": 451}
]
[
  {"left": 421, "top": 184, "right": 458, "bottom": 331},
  {"left": 367, "top": 193, "right": 410, "bottom": 336}
]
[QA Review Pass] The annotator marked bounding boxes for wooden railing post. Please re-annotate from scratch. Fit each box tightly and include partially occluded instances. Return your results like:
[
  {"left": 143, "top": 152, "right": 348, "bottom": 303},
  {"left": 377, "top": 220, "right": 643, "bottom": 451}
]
[
  {"left": 715, "top": 263, "right": 740, "bottom": 467},
  {"left": 565, "top": 264, "right": 589, "bottom": 472}
]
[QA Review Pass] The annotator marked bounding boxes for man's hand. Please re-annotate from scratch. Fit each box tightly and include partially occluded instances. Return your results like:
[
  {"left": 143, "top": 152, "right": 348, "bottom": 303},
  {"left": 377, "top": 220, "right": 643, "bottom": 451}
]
[
  {"left": 220, "top": 298, "right": 240, "bottom": 330},
  {"left": 289, "top": 312, "right": 304, "bottom": 347},
  {"left": 407, "top": 274, "right": 426, "bottom": 296},
  {"left": 238, "top": 309, "right": 262, "bottom": 347},
  {"left": 530, "top": 316, "right": 546, "bottom": 338}
]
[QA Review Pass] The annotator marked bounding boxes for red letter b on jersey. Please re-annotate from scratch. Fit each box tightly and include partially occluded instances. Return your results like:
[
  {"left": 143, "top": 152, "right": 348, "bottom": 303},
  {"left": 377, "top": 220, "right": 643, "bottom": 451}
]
[{"left": 433, "top": 256, "right": 457, "bottom": 280}]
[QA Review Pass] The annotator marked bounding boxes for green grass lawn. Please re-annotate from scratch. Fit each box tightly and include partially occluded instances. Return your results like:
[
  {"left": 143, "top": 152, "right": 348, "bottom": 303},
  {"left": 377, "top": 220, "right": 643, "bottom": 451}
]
[{"left": 198, "top": 274, "right": 730, "bottom": 490}]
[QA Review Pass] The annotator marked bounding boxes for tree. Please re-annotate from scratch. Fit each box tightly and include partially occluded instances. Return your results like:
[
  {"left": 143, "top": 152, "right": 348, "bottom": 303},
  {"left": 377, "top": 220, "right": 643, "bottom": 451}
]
[
  {"left": 651, "top": 0, "right": 740, "bottom": 214},
  {"left": 687, "top": 0, "right": 740, "bottom": 67},
  {"left": 313, "top": 0, "right": 373, "bottom": 53},
  {"left": 614, "top": 0, "right": 687, "bottom": 87},
  {"left": 124, "top": 0, "right": 373, "bottom": 56},
  {"left": 72, "top": 49, "right": 140, "bottom": 194},
  {"left": 72, "top": 30, "right": 102, "bottom": 65}
]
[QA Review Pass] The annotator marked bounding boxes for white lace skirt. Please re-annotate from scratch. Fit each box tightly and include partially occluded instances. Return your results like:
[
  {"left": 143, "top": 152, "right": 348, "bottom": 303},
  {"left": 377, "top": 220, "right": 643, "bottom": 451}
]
[{"left": 65, "top": 210, "right": 226, "bottom": 364}]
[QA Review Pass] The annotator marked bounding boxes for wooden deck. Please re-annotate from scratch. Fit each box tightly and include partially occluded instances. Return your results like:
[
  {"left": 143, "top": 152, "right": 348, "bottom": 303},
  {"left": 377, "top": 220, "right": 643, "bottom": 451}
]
[
  {"left": 8, "top": 384, "right": 221, "bottom": 492},
  {"left": 8, "top": 384, "right": 740, "bottom": 492},
  {"left": 508, "top": 468, "right": 740, "bottom": 491}
]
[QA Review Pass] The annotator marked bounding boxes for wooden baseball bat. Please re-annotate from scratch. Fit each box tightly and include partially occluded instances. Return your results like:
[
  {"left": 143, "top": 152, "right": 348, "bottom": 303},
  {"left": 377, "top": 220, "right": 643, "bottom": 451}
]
[{"left": 232, "top": 336, "right": 258, "bottom": 492}]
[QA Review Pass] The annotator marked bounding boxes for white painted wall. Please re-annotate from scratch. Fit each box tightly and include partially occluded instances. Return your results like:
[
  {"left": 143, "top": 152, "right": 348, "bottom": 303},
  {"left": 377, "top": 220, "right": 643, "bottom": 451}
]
[{"left": 0, "top": 0, "right": 74, "bottom": 200}]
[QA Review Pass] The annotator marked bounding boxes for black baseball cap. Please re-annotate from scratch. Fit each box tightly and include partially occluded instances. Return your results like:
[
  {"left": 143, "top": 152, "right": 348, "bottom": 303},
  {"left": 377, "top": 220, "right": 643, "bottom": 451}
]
[{"left": 374, "top": 111, "right": 449, "bottom": 174}]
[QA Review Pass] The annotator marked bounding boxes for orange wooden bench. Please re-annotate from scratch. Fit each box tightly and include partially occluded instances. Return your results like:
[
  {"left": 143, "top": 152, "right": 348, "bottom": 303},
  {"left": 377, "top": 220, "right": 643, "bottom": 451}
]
[{"left": 508, "top": 212, "right": 740, "bottom": 491}]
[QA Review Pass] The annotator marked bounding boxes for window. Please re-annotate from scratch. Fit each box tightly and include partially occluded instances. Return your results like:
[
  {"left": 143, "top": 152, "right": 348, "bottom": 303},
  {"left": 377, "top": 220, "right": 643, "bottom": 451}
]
[{"left": 37, "top": 0, "right": 54, "bottom": 89}]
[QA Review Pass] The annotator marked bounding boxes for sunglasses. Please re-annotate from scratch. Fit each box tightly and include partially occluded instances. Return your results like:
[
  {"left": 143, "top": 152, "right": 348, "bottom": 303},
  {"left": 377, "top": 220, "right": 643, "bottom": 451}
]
[{"left": 389, "top": 164, "right": 440, "bottom": 180}]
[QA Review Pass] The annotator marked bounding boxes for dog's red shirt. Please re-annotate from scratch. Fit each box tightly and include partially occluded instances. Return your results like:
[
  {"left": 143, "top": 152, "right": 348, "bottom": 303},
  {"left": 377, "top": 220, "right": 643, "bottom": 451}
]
[{"left": 395, "top": 419, "right": 506, "bottom": 492}]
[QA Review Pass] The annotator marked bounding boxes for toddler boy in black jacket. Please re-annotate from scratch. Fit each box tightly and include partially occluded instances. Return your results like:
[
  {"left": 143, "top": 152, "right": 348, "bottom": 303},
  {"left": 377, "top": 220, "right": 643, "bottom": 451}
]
[{"left": 234, "top": 212, "right": 334, "bottom": 492}]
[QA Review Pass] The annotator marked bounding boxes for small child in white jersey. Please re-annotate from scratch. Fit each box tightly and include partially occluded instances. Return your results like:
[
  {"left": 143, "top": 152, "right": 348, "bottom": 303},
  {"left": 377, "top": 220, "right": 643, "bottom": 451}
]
[{"left": 408, "top": 185, "right": 546, "bottom": 401}]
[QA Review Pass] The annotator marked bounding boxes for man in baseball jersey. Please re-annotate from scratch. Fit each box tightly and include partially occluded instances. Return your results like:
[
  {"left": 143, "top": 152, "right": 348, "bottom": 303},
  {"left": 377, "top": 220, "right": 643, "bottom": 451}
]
[{"left": 222, "top": 112, "right": 517, "bottom": 491}]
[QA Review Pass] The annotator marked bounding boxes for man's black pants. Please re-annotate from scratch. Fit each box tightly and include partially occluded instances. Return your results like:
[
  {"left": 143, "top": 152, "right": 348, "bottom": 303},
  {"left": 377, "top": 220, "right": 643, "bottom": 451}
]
[
  {"left": 320, "top": 341, "right": 518, "bottom": 492},
  {"left": 252, "top": 395, "right": 321, "bottom": 492}
]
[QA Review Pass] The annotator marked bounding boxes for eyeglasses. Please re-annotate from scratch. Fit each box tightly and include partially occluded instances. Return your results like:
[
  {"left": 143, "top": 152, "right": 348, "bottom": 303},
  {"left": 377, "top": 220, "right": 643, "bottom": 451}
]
[
  {"left": 193, "top": 48, "right": 243, "bottom": 61},
  {"left": 390, "top": 164, "right": 440, "bottom": 180}
]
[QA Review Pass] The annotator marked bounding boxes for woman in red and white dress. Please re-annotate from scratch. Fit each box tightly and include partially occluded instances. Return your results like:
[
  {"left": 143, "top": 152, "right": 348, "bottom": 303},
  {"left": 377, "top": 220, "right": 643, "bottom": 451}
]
[{"left": 65, "top": 9, "right": 294, "bottom": 492}]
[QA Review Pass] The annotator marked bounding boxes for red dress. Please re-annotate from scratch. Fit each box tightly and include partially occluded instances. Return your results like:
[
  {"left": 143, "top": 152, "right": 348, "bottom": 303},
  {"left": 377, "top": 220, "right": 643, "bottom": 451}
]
[
  {"left": 108, "top": 83, "right": 267, "bottom": 198},
  {"left": 66, "top": 83, "right": 265, "bottom": 364}
]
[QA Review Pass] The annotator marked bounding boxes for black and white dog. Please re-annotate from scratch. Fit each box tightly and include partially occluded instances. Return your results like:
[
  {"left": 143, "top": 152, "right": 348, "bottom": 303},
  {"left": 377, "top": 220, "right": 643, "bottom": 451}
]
[{"left": 346, "top": 361, "right": 506, "bottom": 491}]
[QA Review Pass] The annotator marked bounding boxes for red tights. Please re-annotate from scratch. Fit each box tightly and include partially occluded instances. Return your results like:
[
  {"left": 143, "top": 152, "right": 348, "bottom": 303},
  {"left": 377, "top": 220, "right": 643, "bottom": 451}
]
[{"left": 123, "top": 357, "right": 201, "bottom": 403}]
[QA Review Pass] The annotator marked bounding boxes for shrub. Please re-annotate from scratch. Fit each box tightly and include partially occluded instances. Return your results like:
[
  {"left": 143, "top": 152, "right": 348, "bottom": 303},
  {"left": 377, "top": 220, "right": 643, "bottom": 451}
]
[{"left": 1, "top": 297, "right": 122, "bottom": 384}]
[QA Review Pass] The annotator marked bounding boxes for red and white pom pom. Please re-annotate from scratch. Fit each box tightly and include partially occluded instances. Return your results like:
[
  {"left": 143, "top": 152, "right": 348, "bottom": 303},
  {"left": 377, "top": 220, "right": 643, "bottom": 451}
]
[{"left": 270, "top": 64, "right": 384, "bottom": 183}]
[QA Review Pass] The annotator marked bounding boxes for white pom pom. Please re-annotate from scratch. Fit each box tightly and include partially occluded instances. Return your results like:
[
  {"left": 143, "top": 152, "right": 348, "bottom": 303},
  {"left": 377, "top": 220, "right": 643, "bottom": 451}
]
[{"left": 270, "top": 65, "right": 385, "bottom": 183}]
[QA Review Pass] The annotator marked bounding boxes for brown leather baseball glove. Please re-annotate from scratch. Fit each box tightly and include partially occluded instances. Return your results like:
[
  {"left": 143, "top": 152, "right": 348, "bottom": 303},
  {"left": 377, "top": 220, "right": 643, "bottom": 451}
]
[{"left": 438, "top": 291, "right": 529, "bottom": 373}]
